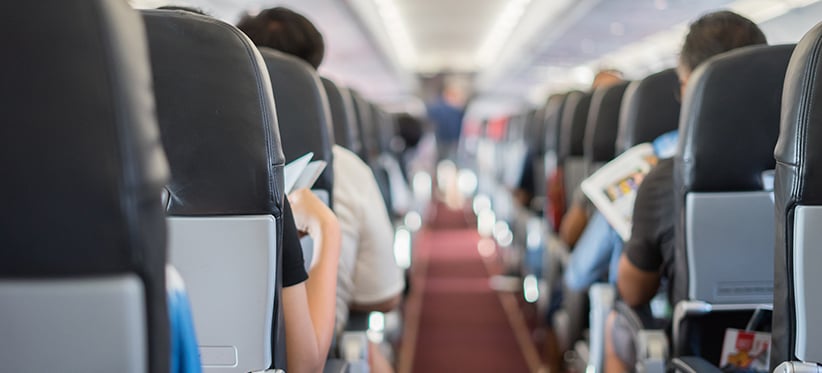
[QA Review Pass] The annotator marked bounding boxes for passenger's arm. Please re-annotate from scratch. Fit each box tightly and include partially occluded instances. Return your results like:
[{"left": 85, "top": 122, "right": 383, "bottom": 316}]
[
  {"left": 559, "top": 200, "right": 589, "bottom": 247},
  {"left": 616, "top": 254, "right": 660, "bottom": 307},
  {"left": 284, "top": 189, "right": 341, "bottom": 373}
]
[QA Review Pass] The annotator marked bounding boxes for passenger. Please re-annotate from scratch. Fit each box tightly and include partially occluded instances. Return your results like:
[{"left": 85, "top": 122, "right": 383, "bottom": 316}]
[
  {"left": 557, "top": 69, "right": 622, "bottom": 247},
  {"left": 238, "top": 8, "right": 405, "bottom": 372},
  {"left": 603, "top": 11, "right": 767, "bottom": 373}
]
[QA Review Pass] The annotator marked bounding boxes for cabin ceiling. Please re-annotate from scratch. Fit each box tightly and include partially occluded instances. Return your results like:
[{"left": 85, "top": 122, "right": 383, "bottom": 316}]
[{"left": 132, "top": 0, "right": 822, "bottom": 109}]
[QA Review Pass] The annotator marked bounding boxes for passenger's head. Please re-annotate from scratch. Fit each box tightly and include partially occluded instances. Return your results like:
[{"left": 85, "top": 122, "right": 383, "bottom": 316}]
[
  {"left": 677, "top": 10, "right": 766, "bottom": 90},
  {"left": 237, "top": 7, "right": 325, "bottom": 69},
  {"left": 592, "top": 69, "right": 623, "bottom": 89},
  {"left": 396, "top": 113, "right": 425, "bottom": 150}
]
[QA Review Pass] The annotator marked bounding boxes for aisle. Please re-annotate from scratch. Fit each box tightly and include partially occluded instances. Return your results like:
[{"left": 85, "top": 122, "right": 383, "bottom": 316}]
[{"left": 399, "top": 204, "right": 538, "bottom": 372}]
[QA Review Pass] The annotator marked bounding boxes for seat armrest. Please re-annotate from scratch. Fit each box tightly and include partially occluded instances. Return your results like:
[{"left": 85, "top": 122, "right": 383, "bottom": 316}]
[
  {"left": 671, "top": 357, "right": 722, "bottom": 373},
  {"left": 636, "top": 330, "right": 668, "bottom": 373},
  {"left": 774, "top": 361, "right": 822, "bottom": 373}
]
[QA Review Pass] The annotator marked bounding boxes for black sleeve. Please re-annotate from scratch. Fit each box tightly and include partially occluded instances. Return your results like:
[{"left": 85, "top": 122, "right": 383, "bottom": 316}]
[
  {"left": 282, "top": 197, "right": 309, "bottom": 287},
  {"left": 623, "top": 160, "right": 674, "bottom": 272}
]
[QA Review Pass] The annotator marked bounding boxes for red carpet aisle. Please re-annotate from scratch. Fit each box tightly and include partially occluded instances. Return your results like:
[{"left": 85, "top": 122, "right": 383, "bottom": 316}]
[{"left": 399, "top": 204, "right": 537, "bottom": 372}]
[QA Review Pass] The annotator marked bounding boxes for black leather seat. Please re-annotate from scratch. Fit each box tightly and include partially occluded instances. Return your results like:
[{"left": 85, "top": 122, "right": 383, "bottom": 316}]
[
  {"left": 615, "top": 69, "right": 681, "bottom": 154},
  {"left": 772, "top": 22, "right": 822, "bottom": 373},
  {"left": 260, "top": 49, "right": 335, "bottom": 206},
  {"left": 350, "top": 89, "right": 376, "bottom": 163},
  {"left": 671, "top": 44, "right": 793, "bottom": 365},
  {"left": 0, "top": 1, "right": 169, "bottom": 372},
  {"left": 559, "top": 91, "right": 593, "bottom": 208},
  {"left": 585, "top": 81, "right": 631, "bottom": 169},
  {"left": 322, "top": 78, "right": 362, "bottom": 155},
  {"left": 142, "top": 9, "right": 287, "bottom": 372}
]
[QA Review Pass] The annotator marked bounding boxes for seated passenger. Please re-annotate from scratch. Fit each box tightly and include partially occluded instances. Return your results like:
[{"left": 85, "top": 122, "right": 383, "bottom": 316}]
[
  {"left": 238, "top": 8, "right": 404, "bottom": 372},
  {"left": 603, "top": 11, "right": 767, "bottom": 373}
]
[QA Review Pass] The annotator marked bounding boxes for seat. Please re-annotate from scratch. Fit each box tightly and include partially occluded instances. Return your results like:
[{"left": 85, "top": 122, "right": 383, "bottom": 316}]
[
  {"left": 670, "top": 44, "right": 794, "bottom": 368},
  {"left": 773, "top": 22, "right": 822, "bottom": 373},
  {"left": 543, "top": 93, "right": 571, "bottom": 230},
  {"left": 322, "top": 78, "right": 363, "bottom": 155},
  {"left": 580, "top": 81, "right": 630, "bottom": 373},
  {"left": 615, "top": 68, "right": 681, "bottom": 154},
  {"left": 559, "top": 91, "right": 594, "bottom": 209},
  {"left": 350, "top": 89, "right": 377, "bottom": 163},
  {"left": 142, "top": 9, "right": 287, "bottom": 372},
  {"left": 0, "top": 1, "right": 169, "bottom": 372},
  {"left": 259, "top": 48, "right": 335, "bottom": 207}
]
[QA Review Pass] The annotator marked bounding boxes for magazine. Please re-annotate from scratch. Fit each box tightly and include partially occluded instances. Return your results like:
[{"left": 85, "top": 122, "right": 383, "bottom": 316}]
[
  {"left": 719, "top": 329, "right": 770, "bottom": 372},
  {"left": 581, "top": 143, "right": 657, "bottom": 241},
  {"left": 284, "top": 152, "right": 328, "bottom": 194}
]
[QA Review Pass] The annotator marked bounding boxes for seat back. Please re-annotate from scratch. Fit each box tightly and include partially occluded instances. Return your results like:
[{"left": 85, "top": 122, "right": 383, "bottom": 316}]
[
  {"left": 615, "top": 68, "right": 681, "bottom": 154},
  {"left": 559, "top": 91, "right": 593, "bottom": 207},
  {"left": 675, "top": 44, "right": 793, "bottom": 307},
  {"left": 774, "top": 23, "right": 822, "bottom": 369},
  {"left": 260, "top": 48, "right": 335, "bottom": 205},
  {"left": 585, "top": 82, "right": 630, "bottom": 171},
  {"left": 323, "top": 78, "right": 362, "bottom": 155},
  {"left": 143, "top": 9, "right": 286, "bottom": 372},
  {"left": 350, "top": 90, "right": 377, "bottom": 162},
  {"left": 0, "top": 2, "right": 169, "bottom": 372},
  {"left": 543, "top": 93, "right": 570, "bottom": 227}
]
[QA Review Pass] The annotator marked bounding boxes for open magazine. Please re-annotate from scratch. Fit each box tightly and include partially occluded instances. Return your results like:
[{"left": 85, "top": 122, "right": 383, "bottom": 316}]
[
  {"left": 719, "top": 329, "right": 770, "bottom": 372},
  {"left": 284, "top": 152, "right": 328, "bottom": 194},
  {"left": 581, "top": 143, "right": 657, "bottom": 241}
]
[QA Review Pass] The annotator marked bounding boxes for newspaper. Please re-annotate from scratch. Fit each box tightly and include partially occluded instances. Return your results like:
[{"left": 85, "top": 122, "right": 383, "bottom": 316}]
[
  {"left": 284, "top": 152, "right": 327, "bottom": 194},
  {"left": 719, "top": 329, "right": 771, "bottom": 372},
  {"left": 581, "top": 143, "right": 657, "bottom": 241}
]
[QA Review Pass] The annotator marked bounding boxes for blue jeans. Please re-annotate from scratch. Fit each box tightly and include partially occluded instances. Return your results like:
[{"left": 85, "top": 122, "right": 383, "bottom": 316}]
[{"left": 563, "top": 212, "right": 623, "bottom": 291}]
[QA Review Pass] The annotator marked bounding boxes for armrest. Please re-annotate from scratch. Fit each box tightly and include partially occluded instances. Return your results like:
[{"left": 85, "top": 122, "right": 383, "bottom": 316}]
[
  {"left": 670, "top": 356, "right": 722, "bottom": 373},
  {"left": 774, "top": 361, "right": 822, "bottom": 373},
  {"left": 587, "top": 283, "right": 617, "bottom": 373},
  {"left": 323, "top": 358, "right": 351, "bottom": 373},
  {"left": 636, "top": 330, "right": 668, "bottom": 373}
]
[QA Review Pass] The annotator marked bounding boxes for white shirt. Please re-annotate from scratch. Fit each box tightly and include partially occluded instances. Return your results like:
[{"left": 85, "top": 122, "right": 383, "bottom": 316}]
[{"left": 332, "top": 145, "right": 405, "bottom": 330}]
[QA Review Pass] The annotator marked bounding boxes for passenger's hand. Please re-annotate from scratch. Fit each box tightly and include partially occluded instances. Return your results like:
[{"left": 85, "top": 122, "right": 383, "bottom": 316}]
[{"left": 288, "top": 188, "right": 339, "bottom": 238}]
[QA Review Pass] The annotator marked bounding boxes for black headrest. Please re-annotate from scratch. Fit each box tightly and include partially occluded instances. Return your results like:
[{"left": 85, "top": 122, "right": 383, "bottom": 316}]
[
  {"left": 370, "top": 104, "right": 395, "bottom": 154},
  {"left": 677, "top": 44, "right": 794, "bottom": 192},
  {"left": 322, "top": 78, "right": 362, "bottom": 154},
  {"left": 586, "top": 82, "right": 630, "bottom": 163},
  {"left": 559, "top": 91, "right": 593, "bottom": 159},
  {"left": 543, "top": 93, "right": 568, "bottom": 155},
  {"left": 259, "top": 49, "right": 334, "bottom": 199},
  {"left": 524, "top": 108, "right": 545, "bottom": 151},
  {"left": 142, "top": 10, "right": 285, "bottom": 217},
  {"left": 350, "top": 90, "right": 374, "bottom": 161},
  {"left": 1, "top": 2, "right": 169, "bottom": 371},
  {"left": 776, "top": 25, "right": 822, "bottom": 206},
  {"left": 616, "top": 69, "right": 681, "bottom": 154}
]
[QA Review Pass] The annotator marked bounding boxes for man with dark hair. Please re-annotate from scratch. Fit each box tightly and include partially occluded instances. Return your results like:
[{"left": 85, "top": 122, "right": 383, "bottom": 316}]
[
  {"left": 237, "top": 7, "right": 325, "bottom": 69},
  {"left": 604, "top": 11, "right": 766, "bottom": 373}
]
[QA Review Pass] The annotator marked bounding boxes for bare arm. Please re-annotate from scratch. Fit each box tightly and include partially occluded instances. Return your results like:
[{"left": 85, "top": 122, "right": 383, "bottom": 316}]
[
  {"left": 351, "top": 294, "right": 402, "bottom": 313},
  {"left": 616, "top": 254, "right": 660, "bottom": 307},
  {"left": 559, "top": 201, "right": 589, "bottom": 247},
  {"left": 284, "top": 189, "right": 341, "bottom": 373}
]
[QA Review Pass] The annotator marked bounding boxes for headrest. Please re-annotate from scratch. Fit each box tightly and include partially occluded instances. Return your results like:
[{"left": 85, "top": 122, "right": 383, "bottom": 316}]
[
  {"left": 616, "top": 69, "right": 681, "bottom": 154},
  {"left": 586, "top": 82, "right": 630, "bottom": 163},
  {"left": 1, "top": 1, "right": 168, "bottom": 277},
  {"left": 350, "top": 89, "right": 374, "bottom": 161},
  {"left": 142, "top": 10, "right": 285, "bottom": 216},
  {"left": 524, "top": 108, "right": 545, "bottom": 151},
  {"left": 776, "top": 24, "right": 822, "bottom": 206},
  {"left": 1, "top": 3, "right": 170, "bottom": 372},
  {"left": 543, "top": 93, "right": 568, "bottom": 155},
  {"left": 677, "top": 44, "right": 794, "bottom": 192},
  {"left": 259, "top": 49, "right": 335, "bottom": 197},
  {"left": 322, "top": 78, "right": 362, "bottom": 154},
  {"left": 370, "top": 104, "right": 395, "bottom": 154},
  {"left": 559, "top": 91, "right": 592, "bottom": 159}
]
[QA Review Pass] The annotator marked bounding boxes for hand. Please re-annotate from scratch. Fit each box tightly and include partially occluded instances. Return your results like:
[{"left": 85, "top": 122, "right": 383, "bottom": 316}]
[{"left": 287, "top": 188, "right": 338, "bottom": 238}]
